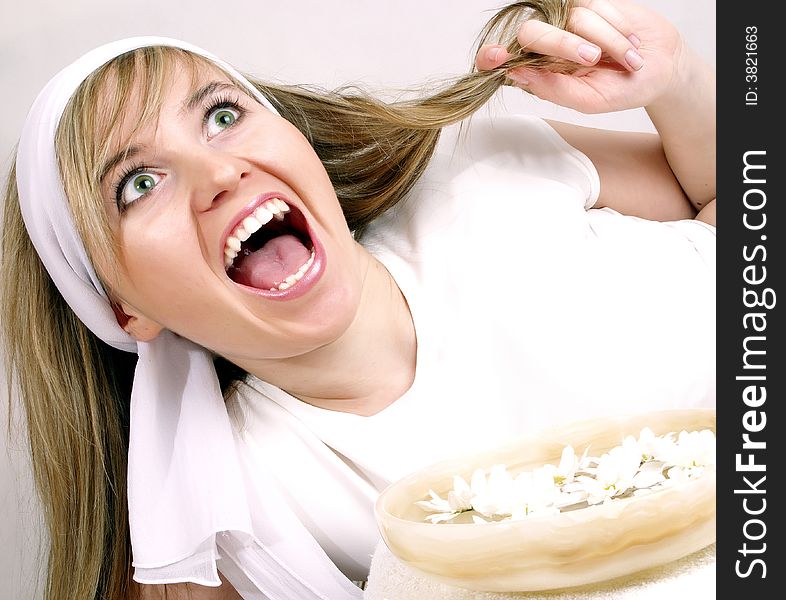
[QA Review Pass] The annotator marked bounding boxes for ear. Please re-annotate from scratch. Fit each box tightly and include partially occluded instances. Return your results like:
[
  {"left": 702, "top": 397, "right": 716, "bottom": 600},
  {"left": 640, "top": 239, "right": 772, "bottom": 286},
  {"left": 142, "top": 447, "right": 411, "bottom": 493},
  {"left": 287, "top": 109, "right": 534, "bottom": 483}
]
[{"left": 112, "top": 301, "right": 164, "bottom": 342}]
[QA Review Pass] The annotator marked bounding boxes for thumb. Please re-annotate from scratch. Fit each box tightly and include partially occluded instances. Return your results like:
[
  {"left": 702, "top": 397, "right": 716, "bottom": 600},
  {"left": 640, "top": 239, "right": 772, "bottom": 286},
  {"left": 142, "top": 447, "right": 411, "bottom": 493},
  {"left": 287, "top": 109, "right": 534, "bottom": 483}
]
[{"left": 475, "top": 45, "right": 511, "bottom": 71}]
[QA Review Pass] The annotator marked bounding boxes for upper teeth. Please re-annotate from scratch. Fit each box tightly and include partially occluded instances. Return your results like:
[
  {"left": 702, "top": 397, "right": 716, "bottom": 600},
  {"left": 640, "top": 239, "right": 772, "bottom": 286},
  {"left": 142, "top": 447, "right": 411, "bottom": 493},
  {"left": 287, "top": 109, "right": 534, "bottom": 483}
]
[{"left": 224, "top": 198, "right": 291, "bottom": 268}]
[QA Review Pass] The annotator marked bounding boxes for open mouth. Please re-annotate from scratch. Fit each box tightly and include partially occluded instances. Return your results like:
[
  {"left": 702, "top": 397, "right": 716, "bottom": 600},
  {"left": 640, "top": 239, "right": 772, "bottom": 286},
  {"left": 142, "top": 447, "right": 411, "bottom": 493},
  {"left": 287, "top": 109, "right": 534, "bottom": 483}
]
[{"left": 223, "top": 196, "right": 315, "bottom": 292}]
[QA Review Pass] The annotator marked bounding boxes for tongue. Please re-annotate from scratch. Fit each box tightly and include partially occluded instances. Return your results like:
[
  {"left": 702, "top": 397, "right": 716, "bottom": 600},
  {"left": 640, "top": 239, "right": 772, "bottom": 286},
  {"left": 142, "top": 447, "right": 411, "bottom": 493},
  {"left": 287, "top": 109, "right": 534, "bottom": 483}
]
[{"left": 232, "top": 234, "right": 311, "bottom": 289}]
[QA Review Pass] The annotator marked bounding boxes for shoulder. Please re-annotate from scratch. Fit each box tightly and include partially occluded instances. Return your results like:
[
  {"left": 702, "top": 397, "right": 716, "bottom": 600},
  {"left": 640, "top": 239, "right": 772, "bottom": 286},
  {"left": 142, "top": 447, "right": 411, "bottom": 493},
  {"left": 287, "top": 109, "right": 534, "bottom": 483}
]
[
  {"left": 433, "top": 114, "right": 600, "bottom": 210},
  {"left": 544, "top": 120, "right": 698, "bottom": 221},
  {"left": 440, "top": 114, "right": 593, "bottom": 163}
]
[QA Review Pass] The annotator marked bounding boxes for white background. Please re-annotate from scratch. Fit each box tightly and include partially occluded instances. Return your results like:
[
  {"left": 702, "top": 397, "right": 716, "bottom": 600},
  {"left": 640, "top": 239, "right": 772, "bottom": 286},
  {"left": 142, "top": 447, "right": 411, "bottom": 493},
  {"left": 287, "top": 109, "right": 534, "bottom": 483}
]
[{"left": 0, "top": 1, "right": 714, "bottom": 597}]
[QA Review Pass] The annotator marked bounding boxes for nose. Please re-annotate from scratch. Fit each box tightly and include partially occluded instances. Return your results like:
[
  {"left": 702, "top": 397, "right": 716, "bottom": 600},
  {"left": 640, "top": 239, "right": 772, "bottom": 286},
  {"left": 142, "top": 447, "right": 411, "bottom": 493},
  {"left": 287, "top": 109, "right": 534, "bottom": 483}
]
[{"left": 186, "top": 147, "right": 250, "bottom": 212}]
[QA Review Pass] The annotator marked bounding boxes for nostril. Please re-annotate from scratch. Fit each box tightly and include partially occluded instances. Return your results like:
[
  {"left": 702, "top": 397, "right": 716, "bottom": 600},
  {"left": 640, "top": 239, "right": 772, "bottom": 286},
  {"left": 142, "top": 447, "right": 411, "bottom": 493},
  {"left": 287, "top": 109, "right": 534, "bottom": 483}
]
[{"left": 207, "top": 190, "right": 232, "bottom": 211}]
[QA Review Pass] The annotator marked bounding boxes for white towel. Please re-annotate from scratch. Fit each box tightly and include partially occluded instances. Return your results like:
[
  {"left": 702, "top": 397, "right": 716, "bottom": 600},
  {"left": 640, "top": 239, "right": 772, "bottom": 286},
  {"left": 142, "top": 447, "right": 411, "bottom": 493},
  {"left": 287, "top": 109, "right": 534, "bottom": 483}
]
[{"left": 364, "top": 541, "right": 715, "bottom": 600}]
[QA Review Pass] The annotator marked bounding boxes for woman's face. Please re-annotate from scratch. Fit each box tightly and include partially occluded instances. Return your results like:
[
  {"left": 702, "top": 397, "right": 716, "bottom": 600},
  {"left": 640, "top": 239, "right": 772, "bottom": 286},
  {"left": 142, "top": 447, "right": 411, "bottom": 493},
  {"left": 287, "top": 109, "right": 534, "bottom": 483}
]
[{"left": 96, "top": 60, "right": 364, "bottom": 362}]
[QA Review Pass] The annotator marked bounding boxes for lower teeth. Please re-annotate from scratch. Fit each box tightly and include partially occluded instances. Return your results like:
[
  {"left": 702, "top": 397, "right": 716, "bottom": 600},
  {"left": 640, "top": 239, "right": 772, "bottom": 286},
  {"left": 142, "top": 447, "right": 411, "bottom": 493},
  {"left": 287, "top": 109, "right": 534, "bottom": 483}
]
[{"left": 270, "top": 251, "right": 315, "bottom": 291}]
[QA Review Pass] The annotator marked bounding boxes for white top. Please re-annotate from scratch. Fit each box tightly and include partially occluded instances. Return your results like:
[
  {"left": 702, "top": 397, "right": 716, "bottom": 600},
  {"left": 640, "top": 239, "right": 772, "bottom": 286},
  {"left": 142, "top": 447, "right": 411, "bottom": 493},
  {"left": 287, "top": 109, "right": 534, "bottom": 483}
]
[{"left": 226, "top": 115, "right": 716, "bottom": 582}]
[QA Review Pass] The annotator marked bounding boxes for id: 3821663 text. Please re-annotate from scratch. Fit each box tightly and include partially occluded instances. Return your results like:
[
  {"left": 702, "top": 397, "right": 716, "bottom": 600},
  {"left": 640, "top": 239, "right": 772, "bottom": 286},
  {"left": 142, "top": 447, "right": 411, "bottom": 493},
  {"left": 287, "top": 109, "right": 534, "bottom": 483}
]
[{"left": 745, "top": 26, "right": 758, "bottom": 107}]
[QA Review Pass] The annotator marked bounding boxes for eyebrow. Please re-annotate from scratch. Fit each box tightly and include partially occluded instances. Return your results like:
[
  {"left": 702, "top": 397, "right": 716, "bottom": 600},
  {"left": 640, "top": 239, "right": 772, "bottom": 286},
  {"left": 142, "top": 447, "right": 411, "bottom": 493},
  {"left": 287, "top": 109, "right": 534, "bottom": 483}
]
[
  {"left": 98, "top": 81, "right": 238, "bottom": 184},
  {"left": 179, "top": 81, "right": 237, "bottom": 115},
  {"left": 99, "top": 145, "right": 141, "bottom": 184}
]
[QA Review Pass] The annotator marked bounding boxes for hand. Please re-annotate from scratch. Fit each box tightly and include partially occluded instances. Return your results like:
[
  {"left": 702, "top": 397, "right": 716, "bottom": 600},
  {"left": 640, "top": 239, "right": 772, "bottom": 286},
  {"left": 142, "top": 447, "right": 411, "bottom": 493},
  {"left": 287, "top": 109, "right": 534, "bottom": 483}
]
[{"left": 476, "top": 0, "right": 688, "bottom": 114}]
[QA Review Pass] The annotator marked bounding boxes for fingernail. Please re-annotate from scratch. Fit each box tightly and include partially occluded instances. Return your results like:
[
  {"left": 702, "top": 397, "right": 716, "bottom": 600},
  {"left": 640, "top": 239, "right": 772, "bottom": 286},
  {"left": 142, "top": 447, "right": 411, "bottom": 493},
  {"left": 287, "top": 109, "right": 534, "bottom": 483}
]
[
  {"left": 577, "top": 43, "right": 601, "bottom": 64},
  {"left": 488, "top": 47, "right": 503, "bottom": 63},
  {"left": 628, "top": 33, "right": 641, "bottom": 48},
  {"left": 625, "top": 48, "right": 644, "bottom": 70}
]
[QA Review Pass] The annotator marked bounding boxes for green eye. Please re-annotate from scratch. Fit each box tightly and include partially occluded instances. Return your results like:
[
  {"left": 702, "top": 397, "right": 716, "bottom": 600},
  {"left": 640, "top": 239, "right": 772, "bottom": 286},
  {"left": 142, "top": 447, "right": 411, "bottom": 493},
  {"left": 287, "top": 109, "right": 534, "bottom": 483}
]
[
  {"left": 214, "top": 109, "right": 236, "bottom": 128},
  {"left": 118, "top": 170, "right": 162, "bottom": 207},
  {"left": 206, "top": 105, "right": 241, "bottom": 137},
  {"left": 133, "top": 174, "right": 157, "bottom": 193}
]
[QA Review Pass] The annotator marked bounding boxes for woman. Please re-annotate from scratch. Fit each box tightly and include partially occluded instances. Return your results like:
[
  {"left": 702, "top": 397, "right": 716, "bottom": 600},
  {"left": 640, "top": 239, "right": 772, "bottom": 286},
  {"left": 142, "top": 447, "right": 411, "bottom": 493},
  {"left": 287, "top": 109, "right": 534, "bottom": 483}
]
[{"left": 1, "top": 0, "right": 714, "bottom": 598}]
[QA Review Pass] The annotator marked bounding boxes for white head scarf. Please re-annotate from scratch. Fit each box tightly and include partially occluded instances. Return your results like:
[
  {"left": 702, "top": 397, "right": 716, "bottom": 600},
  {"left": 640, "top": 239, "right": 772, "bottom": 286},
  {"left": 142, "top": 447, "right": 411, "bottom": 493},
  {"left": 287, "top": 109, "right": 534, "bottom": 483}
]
[{"left": 16, "top": 36, "right": 362, "bottom": 599}]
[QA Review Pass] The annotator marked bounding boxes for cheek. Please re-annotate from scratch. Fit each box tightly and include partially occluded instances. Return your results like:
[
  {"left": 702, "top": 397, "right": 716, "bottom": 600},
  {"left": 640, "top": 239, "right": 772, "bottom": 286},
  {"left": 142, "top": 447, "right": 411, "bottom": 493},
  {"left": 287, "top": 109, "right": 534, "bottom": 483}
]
[
  {"left": 251, "top": 121, "right": 344, "bottom": 212},
  {"left": 116, "top": 209, "right": 211, "bottom": 308}
]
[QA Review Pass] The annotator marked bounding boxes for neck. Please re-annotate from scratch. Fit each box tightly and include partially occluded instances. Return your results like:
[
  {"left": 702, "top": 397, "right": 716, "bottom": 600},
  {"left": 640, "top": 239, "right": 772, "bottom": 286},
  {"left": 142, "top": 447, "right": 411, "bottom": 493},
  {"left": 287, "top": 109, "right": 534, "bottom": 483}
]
[{"left": 241, "top": 245, "right": 417, "bottom": 416}]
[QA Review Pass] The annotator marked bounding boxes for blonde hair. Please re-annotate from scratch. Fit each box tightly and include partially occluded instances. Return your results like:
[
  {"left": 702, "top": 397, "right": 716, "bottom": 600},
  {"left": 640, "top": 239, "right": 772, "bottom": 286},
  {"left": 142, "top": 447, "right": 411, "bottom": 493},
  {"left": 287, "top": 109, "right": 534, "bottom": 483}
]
[{"left": 2, "top": 1, "right": 573, "bottom": 598}]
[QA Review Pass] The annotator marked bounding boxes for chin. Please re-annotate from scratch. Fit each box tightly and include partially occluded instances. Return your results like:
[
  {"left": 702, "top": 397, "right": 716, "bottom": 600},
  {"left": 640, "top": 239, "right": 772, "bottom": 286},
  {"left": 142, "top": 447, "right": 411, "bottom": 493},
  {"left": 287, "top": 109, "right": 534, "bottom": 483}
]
[{"left": 283, "top": 278, "right": 363, "bottom": 351}]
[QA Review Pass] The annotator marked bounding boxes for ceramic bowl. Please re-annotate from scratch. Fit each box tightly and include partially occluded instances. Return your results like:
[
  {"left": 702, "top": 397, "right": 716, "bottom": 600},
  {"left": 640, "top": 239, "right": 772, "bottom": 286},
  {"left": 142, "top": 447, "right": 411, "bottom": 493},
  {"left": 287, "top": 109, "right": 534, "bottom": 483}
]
[{"left": 374, "top": 408, "right": 716, "bottom": 592}]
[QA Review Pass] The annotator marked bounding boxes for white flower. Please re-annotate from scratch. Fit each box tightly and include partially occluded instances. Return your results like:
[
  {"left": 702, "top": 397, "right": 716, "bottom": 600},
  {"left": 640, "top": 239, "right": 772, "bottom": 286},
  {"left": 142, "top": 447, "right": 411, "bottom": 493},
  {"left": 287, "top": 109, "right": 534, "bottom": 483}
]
[
  {"left": 416, "top": 427, "right": 714, "bottom": 523},
  {"left": 656, "top": 429, "right": 715, "bottom": 469},
  {"left": 425, "top": 511, "right": 463, "bottom": 524},
  {"left": 472, "top": 465, "right": 517, "bottom": 517},
  {"left": 554, "top": 478, "right": 590, "bottom": 508},
  {"left": 553, "top": 446, "right": 576, "bottom": 485},
  {"left": 416, "top": 489, "right": 452, "bottom": 514},
  {"left": 574, "top": 474, "right": 615, "bottom": 505},
  {"left": 447, "top": 475, "right": 473, "bottom": 512},
  {"left": 664, "top": 464, "right": 707, "bottom": 484},
  {"left": 415, "top": 473, "right": 481, "bottom": 522},
  {"left": 637, "top": 427, "right": 676, "bottom": 462},
  {"left": 600, "top": 441, "right": 641, "bottom": 488},
  {"left": 630, "top": 460, "right": 666, "bottom": 490},
  {"left": 508, "top": 466, "right": 562, "bottom": 518}
]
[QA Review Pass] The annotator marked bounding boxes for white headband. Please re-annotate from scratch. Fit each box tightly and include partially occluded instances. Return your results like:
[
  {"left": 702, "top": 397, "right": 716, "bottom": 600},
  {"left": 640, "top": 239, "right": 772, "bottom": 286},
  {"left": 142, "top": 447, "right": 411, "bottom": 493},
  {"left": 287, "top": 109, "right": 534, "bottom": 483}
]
[{"left": 16, "top": 37, "right": 361, "bottom": 599}]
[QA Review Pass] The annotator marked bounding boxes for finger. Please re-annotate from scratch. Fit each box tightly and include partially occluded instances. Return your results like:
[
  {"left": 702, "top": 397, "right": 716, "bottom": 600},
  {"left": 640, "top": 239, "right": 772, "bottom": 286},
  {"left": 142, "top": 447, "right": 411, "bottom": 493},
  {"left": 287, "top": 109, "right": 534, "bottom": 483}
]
[
  {"left": 475, "top": 45, "right": 513, "bottom": 71},
  {"left": 507, "top": 68, "right": 609, "bottom": 114},
  {"left": 517, "top": 19, "right": 603, "bottom": 67},
  {"left": 574, "top": 0, "right": 640, "bottom": 47},
  {"left": 569, "top": 7, "right": 644, "bottom": 71},
  {"left": 508, "top": 66, "right": 593, "bottom": 87}
]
